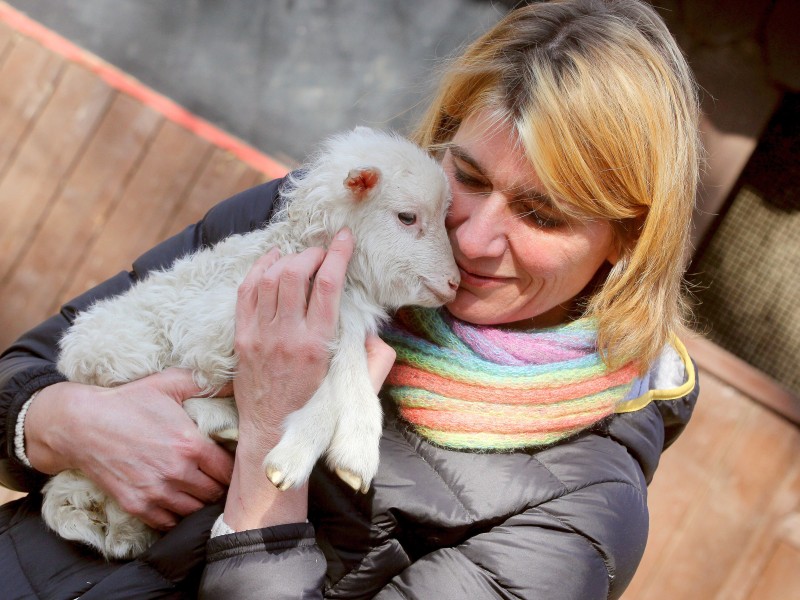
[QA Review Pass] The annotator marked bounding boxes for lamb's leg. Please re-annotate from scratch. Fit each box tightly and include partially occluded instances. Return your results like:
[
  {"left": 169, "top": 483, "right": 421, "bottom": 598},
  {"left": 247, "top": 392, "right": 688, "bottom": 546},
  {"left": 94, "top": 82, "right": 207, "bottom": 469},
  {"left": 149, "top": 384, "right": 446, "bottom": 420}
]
[
  {"left": 42, "top": 470, "right": 159, "bottom": 560},
  {"left": 104, "top": 499, "right": 160, "bottom": 559},
  {"left": 183, "top": 396, "right": 240, "bottom": 451},
  {"left": 323, "top": 329, "right": 383, "bottom": 493},
  {"left": 261, "top": 377, "right": 338, "bottom": 491}
]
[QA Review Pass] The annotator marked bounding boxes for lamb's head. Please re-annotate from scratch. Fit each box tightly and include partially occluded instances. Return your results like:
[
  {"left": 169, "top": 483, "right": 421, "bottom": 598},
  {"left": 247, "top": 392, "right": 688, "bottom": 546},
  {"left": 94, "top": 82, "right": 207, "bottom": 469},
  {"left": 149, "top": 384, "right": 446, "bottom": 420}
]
[
  {"left": 344, "top": 161, "right": 460, "bottom": 310},
  {"left": 292, "top": 127, "right": 459, "bottom": 310}
]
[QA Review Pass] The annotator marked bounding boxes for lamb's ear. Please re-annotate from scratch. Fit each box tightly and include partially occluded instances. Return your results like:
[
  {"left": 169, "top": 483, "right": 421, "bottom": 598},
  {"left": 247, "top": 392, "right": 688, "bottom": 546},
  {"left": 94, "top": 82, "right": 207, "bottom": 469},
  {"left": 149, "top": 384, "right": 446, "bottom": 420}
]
[{"left": 344, "top": 167, "right": 382, "bottom": 201}]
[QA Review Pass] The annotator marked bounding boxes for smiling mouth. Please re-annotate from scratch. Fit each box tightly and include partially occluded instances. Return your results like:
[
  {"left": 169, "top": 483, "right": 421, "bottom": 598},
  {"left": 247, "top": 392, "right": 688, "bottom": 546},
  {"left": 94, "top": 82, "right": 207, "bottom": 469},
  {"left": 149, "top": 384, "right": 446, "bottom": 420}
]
[{"left": 457, "top": 263, "right": 511, "bottom": 288}]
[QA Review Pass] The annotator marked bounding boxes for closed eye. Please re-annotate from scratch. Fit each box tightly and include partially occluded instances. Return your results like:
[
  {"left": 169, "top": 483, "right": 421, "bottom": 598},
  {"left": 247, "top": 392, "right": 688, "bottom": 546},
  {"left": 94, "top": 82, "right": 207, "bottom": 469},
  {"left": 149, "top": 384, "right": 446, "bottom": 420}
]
[
  {"left": 518, "top": 208, "right": 563, "bottom": 229},
  {"left": 452, "top": 166, "right": 488, "bottom": 190},
  {"left": 512, "top": 200, "right": 565, "bottom": 229}
]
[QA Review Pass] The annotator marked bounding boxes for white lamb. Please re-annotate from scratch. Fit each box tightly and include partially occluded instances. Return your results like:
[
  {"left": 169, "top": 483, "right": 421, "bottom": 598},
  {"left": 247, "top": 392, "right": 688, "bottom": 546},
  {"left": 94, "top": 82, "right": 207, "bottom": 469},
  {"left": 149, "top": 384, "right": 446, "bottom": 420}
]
[{"left": 42, "top": 126, "right": 459, "bottom": 560}]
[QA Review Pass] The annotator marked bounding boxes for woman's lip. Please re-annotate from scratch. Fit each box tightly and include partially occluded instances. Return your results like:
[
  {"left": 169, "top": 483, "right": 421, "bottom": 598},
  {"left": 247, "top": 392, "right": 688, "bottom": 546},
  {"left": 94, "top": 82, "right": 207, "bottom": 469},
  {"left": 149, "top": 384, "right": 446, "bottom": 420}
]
[{"left": 457, "top": 265, "right": 512, "bottom": 288}]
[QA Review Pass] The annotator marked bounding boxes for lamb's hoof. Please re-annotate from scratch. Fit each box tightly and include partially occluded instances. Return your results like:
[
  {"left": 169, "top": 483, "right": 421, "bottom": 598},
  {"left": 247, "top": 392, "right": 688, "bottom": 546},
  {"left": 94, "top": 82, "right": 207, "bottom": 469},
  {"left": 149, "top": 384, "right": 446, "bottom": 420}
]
[
  {"left": 211, "top": 428, "right": 239, "bottom": 442},
  {"left": 335, "top": 468, "right": 370, "bottom": 494},
  {"left": 104, "top": 529, "right": 159, "bottom": 561},
  {"left": 265, "top": 467, "right": 291, "bottom": 491},
  {"left": 210, "top": 428, "right": 239, "bottom": 452}
]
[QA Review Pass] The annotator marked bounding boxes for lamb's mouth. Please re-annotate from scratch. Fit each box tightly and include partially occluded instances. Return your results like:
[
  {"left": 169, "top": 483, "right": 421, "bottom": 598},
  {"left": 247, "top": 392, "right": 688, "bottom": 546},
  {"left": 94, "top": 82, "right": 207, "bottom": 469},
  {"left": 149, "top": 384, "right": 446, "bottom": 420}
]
[{"left": 424, "top": 284, "right": 457, "bottom": 304}]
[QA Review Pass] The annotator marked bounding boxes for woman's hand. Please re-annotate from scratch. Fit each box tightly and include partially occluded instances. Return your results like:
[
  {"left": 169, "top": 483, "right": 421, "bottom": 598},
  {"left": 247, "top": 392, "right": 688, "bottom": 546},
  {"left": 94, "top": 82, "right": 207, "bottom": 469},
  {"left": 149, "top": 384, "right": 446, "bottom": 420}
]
[
  {"left": 231, "top": 237, "right": 395, "bottom": 445},
  {"left": 231, "top": 242, "right": 349, "bottom": 455},
  {"left": 25, "top": 370, "right": 234, "bottom": 531},
  {"left": 224, "top": 229, "right": 360, "bottom": 531},
  {"left": 365, "top": 334, "right": 397, "bottom": 395}
]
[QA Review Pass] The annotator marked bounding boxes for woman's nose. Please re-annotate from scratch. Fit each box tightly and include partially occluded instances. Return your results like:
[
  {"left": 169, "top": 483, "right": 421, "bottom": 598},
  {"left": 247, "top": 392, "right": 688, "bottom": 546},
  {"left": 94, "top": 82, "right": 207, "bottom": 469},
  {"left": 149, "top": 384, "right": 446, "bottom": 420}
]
[{"left": 451, "top": 193, "right": 509, "bottom": 259}]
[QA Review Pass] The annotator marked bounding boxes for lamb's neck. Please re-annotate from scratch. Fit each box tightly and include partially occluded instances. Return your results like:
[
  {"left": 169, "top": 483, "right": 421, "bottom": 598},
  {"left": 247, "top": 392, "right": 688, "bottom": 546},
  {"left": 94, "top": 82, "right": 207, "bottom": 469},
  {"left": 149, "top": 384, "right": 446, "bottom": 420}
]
[
  {"left": 342, "top": 281, "right": 389, "bottom": 336},
  {"left": 247, "top": 219, "right": 312, "bottom": 256}
]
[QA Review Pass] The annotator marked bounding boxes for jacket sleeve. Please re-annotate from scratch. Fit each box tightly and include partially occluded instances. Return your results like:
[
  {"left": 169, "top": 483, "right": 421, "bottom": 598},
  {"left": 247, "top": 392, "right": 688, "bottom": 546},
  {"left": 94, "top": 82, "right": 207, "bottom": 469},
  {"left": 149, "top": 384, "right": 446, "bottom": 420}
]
[
  {"left": 200, "top": 523, "right": 327, "bottom": 600},
  {"left": 0, "top": 178, "right": 284, "bottom": 492}
]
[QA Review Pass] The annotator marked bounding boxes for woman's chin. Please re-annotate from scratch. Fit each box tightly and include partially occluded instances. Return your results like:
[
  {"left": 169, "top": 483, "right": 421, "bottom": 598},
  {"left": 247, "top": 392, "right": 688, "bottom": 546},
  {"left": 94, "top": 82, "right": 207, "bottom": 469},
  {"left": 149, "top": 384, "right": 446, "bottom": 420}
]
[
  {"left": 445, "top": 289, "right": 570, "bottom": 328},
  {"left": 445, "top": 291, "right": 510, "bottom": 326}
]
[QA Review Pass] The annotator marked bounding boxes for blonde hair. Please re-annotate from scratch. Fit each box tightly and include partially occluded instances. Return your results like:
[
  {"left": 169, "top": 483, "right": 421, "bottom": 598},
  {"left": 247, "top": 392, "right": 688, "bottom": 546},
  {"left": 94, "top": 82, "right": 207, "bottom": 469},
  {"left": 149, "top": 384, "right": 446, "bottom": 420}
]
[{"left": 412, "top": 0, "right": 701, "bottom": 370}]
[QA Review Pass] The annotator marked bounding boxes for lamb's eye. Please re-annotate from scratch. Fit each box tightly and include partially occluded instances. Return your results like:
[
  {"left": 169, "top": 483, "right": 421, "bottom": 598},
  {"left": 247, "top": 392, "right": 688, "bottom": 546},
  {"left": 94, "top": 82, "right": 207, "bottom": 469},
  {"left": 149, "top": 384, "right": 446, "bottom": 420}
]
[{"left": 398, "top": 212, "right": 417, "bottom": 225}]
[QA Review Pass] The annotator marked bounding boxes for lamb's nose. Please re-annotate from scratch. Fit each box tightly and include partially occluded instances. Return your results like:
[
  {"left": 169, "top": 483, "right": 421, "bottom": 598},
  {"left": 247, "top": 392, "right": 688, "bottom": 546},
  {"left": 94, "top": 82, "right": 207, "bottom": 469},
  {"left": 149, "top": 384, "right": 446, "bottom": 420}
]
[{"left": 448, "top": 277, "right": 460, "bottom": 291}]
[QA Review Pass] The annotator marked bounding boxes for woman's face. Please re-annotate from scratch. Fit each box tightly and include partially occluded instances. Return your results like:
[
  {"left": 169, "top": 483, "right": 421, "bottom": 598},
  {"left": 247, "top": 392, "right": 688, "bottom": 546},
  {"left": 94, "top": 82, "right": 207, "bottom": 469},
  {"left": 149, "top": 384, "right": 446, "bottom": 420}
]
[{"left": 443, "top": 110, "right": 618, "bottom": 328}]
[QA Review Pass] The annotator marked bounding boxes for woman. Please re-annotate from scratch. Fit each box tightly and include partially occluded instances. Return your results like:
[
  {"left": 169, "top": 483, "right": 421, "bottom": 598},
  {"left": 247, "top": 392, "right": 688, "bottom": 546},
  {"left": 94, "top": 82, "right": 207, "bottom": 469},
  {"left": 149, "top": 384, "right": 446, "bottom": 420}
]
[{"left": 0, "top": 0, "right": 700, "bottom": 597}]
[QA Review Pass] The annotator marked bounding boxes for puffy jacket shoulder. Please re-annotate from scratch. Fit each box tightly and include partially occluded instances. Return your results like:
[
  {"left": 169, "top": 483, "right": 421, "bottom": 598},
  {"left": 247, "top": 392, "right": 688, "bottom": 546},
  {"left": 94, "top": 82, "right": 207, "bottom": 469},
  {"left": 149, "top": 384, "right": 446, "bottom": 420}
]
[{"left": 603, "top": 337, "right": 699, "bottom": 483}]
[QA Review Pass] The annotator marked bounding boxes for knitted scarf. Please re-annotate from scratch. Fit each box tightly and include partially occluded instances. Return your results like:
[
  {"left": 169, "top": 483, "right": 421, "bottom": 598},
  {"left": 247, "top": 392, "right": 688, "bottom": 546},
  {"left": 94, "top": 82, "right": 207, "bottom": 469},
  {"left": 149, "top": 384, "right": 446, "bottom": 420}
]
[{"left": 380, "top": 306, "right": 640, "bottom": 451}]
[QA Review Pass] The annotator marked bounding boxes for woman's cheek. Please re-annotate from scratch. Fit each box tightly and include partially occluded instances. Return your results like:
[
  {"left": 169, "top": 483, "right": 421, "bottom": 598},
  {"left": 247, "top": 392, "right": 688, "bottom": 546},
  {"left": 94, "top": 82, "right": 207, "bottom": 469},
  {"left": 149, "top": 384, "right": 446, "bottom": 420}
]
[
  {"left": 445, "top": 191, "right": 469, "bottom": 230},
  {"left": 514, "top": 240, "right": 562, "bottom": 279}
]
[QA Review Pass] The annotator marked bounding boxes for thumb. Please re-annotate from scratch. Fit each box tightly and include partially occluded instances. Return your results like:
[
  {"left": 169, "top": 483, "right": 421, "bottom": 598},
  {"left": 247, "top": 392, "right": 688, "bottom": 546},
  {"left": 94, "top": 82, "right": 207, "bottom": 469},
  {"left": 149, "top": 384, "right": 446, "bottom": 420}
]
[
  {"left": 366, "top": 335, "right": 396, "bottom": 394},
  {"left": 149, "top": 367, "right": 205, "bottom": 404}
]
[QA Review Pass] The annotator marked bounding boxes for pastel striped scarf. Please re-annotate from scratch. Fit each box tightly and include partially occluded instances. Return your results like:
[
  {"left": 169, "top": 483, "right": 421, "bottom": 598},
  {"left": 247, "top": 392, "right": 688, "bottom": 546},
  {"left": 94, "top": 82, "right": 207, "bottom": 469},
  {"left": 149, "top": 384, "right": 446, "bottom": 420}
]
[{"left": 380, "top": 307, "right": 639, "bottom": 451}]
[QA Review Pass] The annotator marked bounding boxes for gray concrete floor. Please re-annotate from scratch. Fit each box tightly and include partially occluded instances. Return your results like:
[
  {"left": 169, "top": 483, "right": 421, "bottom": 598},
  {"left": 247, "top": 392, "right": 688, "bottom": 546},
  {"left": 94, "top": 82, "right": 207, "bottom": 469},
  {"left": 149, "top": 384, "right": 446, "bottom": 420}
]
[{"left": 7, "top": 0, "right": 508, "bottom": 163}]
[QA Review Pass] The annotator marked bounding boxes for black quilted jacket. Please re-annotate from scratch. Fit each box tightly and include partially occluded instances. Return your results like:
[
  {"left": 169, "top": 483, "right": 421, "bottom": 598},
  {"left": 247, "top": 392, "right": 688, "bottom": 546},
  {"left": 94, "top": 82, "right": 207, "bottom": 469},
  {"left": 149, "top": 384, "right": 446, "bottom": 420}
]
[{"left": 0, "top": 178, "right": 698, "bottom": 599}]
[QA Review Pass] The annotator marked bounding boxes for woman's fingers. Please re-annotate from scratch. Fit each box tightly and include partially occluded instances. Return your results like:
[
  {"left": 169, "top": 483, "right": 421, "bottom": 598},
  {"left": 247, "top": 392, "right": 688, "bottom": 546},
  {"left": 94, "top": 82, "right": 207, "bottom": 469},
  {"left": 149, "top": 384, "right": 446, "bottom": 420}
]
[
  {"left": 231, "top": 231, "right": 353, "bottom": 445},
  {"left": 365, "top": 334, "right": 397, "bottom": 393},
  {"left": 133, "top": 368, "right": 235, "bottom": 487},
  {"left": 273, "top": 247, "right": 326, "bottom": 322},
  {"left": 139, "top": 506, "right": 182, "bottom": 532},
  {"left": 238, "top": 233, "right": 352, "bottom": 331},
  {"left": 195, "top": 436, "right": 235, "bottom": 486},
  {"left": 153, "top": 367, "right": 207, "bottom": 405},
  {"left": 307, "top": 228, "right": 354, "bottom": 335},
  {"left": 236, "top": 248, "right": 282, "bottom": 334},
  {"left": 179, "top": 464, "right": 230, "bottom": 503},
  {"left": 135, "top": 491, "right": 205, "bottom": 530}
]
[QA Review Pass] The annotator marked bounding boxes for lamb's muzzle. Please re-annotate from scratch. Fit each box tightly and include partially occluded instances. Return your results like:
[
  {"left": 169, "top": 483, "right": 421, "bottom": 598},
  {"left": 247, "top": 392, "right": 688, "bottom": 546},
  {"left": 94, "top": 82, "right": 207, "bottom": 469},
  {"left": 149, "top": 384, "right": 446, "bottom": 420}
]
[{"left": 424, "top": 276, "right": 460, "bottom": 304}]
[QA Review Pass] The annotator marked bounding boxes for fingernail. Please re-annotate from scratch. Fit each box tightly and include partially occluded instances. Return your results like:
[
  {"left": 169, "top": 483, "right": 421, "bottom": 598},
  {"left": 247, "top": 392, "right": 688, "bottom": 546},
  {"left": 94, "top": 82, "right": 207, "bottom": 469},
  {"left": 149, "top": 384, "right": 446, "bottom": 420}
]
[{"left": 335, "top": 227, "right": 351, "bottom": 240}]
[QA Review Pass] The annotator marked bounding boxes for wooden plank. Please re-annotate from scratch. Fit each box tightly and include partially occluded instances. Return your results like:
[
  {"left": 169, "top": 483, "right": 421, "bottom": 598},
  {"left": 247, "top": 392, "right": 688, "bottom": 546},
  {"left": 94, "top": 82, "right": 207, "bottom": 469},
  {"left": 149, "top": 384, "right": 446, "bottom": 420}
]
[
  {"left": 0, "top": 488, "right": 24, "bottom": 506},
  {"left": 0, "top": 34, "right": 65, "bottom": 178},
  {"left": 0, "top": 62, "right": 112, "bottom": 281},
  {"left": 0, "top": 94, "right": 161, "bottom": 349},
  {"left": 745, "top": 541, "right": 800, "bottom": 600},
  {"left": 252, "top": 171, "right": 271, "bottom": 186},
  {"left": 623, "top": 373, "right": 750, "bottom": 598},
  {"left": 158, "top": 146, "right": 264, "bottom": 241},
  {"left": 642, "top": 391, "right": 800, "bottom": 599},
  {"left": 0, "top": 20, "right": 15, "bottom": 59},
  {"left": 685, "top": 334, "right": 800, "bottom": 425},
  {"left": 782, "top": 513, "right": 800, "bottom": 550},
  {"left": 60, "top": 120, "right": 212, "bottom": 300},
  {"left": 717, "top": 465, "right": 800, "bottom": 600}
]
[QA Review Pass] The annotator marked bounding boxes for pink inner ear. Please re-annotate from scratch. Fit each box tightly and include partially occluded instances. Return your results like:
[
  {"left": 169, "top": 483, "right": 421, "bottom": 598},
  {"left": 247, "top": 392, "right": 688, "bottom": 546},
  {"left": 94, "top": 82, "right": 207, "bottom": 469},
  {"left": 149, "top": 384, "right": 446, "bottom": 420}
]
[{"left": 344, "top": 167, "right": 381, "bottom": 200}]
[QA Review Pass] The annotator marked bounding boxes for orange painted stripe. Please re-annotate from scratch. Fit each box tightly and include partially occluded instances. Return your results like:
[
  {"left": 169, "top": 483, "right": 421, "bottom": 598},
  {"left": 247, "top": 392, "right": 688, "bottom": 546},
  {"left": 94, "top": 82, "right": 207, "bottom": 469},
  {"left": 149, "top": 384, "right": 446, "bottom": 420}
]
[{"left": 0, "top": 1, "right": 289, "bottom": 179}]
